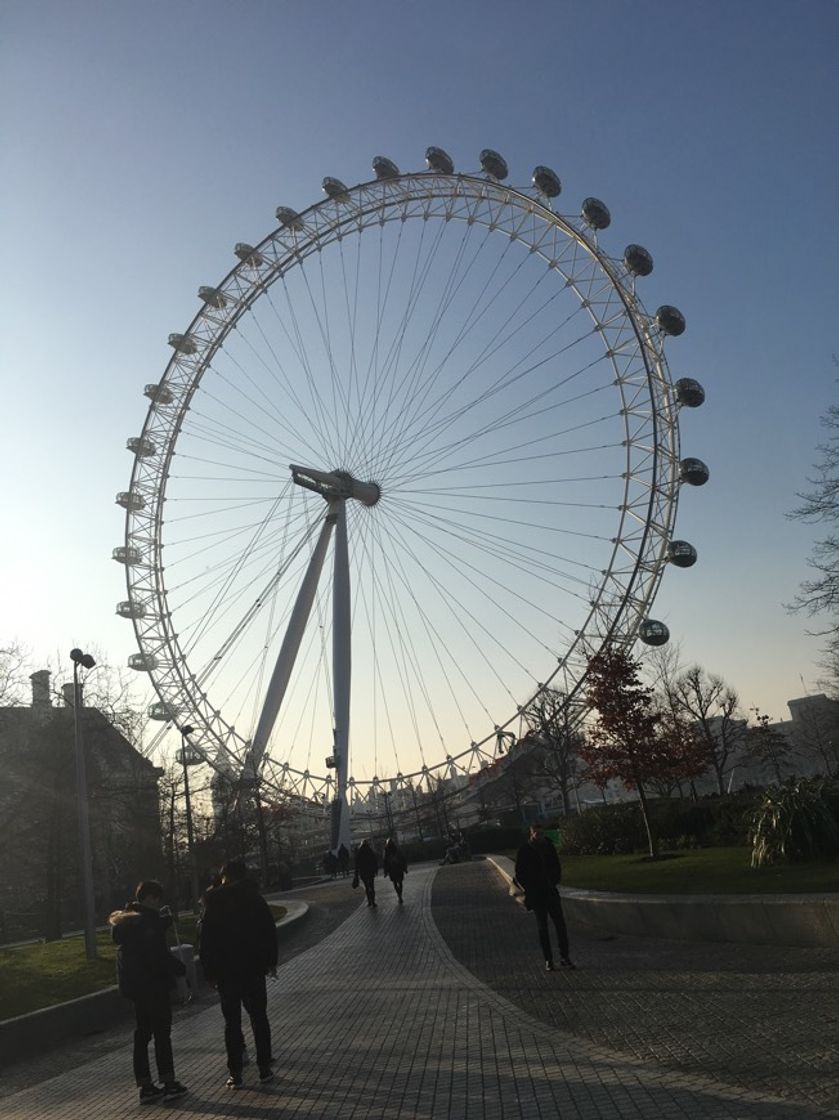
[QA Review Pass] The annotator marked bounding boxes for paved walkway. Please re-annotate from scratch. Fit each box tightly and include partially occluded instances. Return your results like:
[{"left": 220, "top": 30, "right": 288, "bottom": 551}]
[{"left": 3, "top": 862, "right": 838, "bottom": 1118}]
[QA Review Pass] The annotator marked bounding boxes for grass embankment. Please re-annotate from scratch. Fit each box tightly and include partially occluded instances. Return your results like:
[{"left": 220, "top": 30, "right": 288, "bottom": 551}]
[
  {"left": 0, "top": 905, "right": 286, "bottom": 1021},
  {"left": 553, "top": 847, "right": 839, "bottom": 894}
]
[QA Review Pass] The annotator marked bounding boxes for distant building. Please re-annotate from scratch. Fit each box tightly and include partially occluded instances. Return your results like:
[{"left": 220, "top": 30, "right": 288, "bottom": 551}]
[
  {"left": 772, "top": 694, "right": 839, "bottom": 777},
  {"left": 0, "top": 670, "right": 163, "bottom": 941}
]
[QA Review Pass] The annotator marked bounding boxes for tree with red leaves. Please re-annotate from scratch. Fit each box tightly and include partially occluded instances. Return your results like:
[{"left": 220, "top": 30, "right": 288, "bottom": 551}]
[{"left": 581, "top": 645, "right": 674, "bottom": 858}]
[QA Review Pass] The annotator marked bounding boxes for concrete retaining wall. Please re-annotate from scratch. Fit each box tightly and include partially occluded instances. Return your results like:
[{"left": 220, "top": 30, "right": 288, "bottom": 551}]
[{"left": 486, "top": 856, "right": 839, "bottom": 949}]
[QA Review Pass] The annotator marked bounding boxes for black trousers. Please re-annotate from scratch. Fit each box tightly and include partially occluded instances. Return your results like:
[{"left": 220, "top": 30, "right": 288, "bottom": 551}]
[
  {"left": 389, "top": 872, "right": 404, "bottom": 898},
  {"left": 360, "top": 873, "right": 376, "bottom": 905},
  {"left": 218, "top": 973, "right": 272, "bottom": 1074},
  {"left": 132, "top": 985, "right": 174, "bottom": 1086},
  {"left": 532, "top": 888, "right": 570, "bottom": 962}
]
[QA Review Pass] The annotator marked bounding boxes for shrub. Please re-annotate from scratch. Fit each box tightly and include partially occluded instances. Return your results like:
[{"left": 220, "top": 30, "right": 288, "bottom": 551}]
[
  {"left": 749, "top": 779, "right": 839, "bottom": 867},
  {"left": 559, "top": 803, "right": 646, "bottom": 855}
]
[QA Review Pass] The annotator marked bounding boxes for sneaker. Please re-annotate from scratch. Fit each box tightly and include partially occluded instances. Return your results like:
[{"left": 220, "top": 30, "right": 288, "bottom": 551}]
[
  {"left": 162, "top": 1081, "right": 188, "bottom": 1101},
  {"left": 545, "top": 960, "right": 555, "bottom": 972},
  {"left": 139, "top": 1084, "right": 165, "bottom": 1105},
  {"left": 258, "top": 1067, "right": 275, "bottom": 1084},
  {"left": 226, "top": 1074, "right": 243, "bottom": 1090},
  {"left": 559, "top": 957, "right": 577, "bottom": 970}
]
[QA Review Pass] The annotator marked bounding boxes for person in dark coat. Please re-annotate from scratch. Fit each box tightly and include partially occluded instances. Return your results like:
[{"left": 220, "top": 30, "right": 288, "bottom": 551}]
[
  {"left": 514, "top": 822, "right": 575, "bottom": 971},
  {"left": 198, "top": 859, "right": 279, "bottom": 1088},
  {"left": 353, "top": 839, "right": 379, "bottom": 907},
  {"left": 337, "top": 842, "right": 350, "bottom": 878},
  {"left": 109, "top": 880, "right": 189, "bottom": 1105},
  {"left": 382, "top": 837, "right": 408, "bottom": 904}
]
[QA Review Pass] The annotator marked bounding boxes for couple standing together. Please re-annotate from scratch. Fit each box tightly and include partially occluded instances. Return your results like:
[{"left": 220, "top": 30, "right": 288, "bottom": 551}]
[
  {"left": 353, "top": 837, "right": 407, "bottom": 907},
  {"left": 110, "top": 858, "right": 278, "bottom": 1104}
]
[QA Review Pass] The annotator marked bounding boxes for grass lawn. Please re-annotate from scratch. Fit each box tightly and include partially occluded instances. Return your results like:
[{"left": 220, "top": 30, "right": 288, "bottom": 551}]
[
  {"left": 0, "top": 904, "right": 286, "bottom": 1021},
  {"left": 554, "top": 848, "right": 839, "bottom": 894}
]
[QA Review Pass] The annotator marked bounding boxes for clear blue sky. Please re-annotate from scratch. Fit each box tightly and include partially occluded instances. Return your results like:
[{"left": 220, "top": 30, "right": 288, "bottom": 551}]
[{"left": 2, "top": 0, "right": 838, "bottom": 769}]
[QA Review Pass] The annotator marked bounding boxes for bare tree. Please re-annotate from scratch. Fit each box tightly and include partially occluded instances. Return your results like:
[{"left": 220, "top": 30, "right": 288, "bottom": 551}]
[
  {"left": 0, "top": 643, "right": 28, "bottom": 705},
  {"left": 788, "top": 369, "right": 839, "bottom": 689},
  {"left": 745, "top": 711, "right": 796, "bottom": 785},
  {"left": 524, "top": 689, "right": 585, "bottom": 815},
  {"left": 670, "top": 665, "right": 745, "bottom": 795}
]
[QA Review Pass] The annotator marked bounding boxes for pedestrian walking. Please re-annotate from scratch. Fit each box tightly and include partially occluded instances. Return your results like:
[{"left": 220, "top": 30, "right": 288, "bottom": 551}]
[
  {"left": 514, "top": 822, "right": 575, "bottom": 972},
  {"left": 109, "top": 881, "right": 189, "bottom": 1106},
  {"left": 337, "top": 842, "right": 350, "bottom": 878},
  {"left": 198, "top": 859, "right": 279, "bottom": 1089},
  {"left": 353, "top": 838, "right": 379, "bottom": 907},
  {"left": 382, "top": 837, "right": 408, "bottom": 903}
]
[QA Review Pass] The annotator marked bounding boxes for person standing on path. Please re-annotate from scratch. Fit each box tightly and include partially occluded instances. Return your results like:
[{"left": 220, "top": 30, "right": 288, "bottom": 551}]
[
  {"left": 337, "top": 842, "right": 350, "bottom": 878},
  {"left": 514, "top": 822, "right": 575, "bottom": 972},
  {"left": 353, "top": 839, "right": 379, "bottom": 907},
  {"left": 382, "top": 836, "right": 408, "bottom": 903},
  {"left": 198, "top": 859, "right": 279, "bottom": 1089},
  {"left": 109, "top": 881, "right": 189, "bottom": 1106}
]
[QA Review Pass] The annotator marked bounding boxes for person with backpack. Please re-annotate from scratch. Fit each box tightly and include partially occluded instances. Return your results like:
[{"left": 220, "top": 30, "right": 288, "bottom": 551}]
[
  {"left": 109, "top": 881, "right": 189, "bottom": 1105},
  {"left": 198, "top": 859, "right": 278, "bottom": 1089}
]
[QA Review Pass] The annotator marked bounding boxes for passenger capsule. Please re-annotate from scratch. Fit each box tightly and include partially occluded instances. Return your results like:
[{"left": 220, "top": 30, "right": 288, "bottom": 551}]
[
  {"left": 667, "top": 540, "right": 698, "bottom": 568},
  {"left": 624, "top": 244, "right": 654, "bottom": 277},
  {"left": 235, "top": 243, "right": 264, "bottom": 267},
  {"left": 425, "top": 146, "right": 454, "bottom": 175},
  {"left": 144, "top": 382, "right": 173, "bottom": 405},
  {"left": 113, "top": 546, "right": 142, "bottom": 565},
  {"left": 479, "top": 149, "right": 508, "bottom": 180},
  {"left": 532, "top": 166, "right": 561, "bottom": 197},
  {"left": 372, "top": 155, "right": 400, "bottom": 180},
  {"left": 198, "top": 286, "right": 227, "bottom": 309},
  {"left": 116, "top": 491, "right": 146, "bottom": 511},
  {"left": 656, "top": 305, "right": 686, "bottom": 336},
  {"left": 675, "top": 378, "right": 705, "bottom": 408},
  {"left": 128, "top": 652, "right": 157, "bottom": 671},
  {"left": 581, "top": 197, "right": 611, "bottom": 230},
  {"left": 275, "top": 206, "right": 304, "bottom": 230},
  {"left": 679, "top": 457, "right": 710, "bottom": 486},
  {"left": 148, "top": 701, "right": 180, "bottom": 721},
  {"left": 116, "top": 600, "right": 147, "bottom": 619},
  {"left": 126, "top": 436, "right": 157, "bottom": 458},
  {"left": 322, "top": 176, "right": 349, "bottom": 201},
  {"left": 639, "top": 619, "right": 670, "bottom": 646},
  {"left": 168, "top": 333, "right": 198, "bottom": 355}
]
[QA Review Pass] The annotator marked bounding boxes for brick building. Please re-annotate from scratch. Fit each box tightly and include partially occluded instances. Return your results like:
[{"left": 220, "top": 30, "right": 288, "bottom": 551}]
[{"left": 0, "top": 670, "right": 163, "bottom": 941}]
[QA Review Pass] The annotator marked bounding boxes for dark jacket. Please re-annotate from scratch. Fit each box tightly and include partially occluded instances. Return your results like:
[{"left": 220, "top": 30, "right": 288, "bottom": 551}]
[
  {"left": 354, "top": 843, "right": 379, "bottom": 880},
  {"left": 109, "top": 903, "right": 185, "bottom": 999},
  {"left": 383, "top": 844, "right": 407, "bottom": 879},
  {"left": 198, "top": 879, "right": 278, "bottom": 984},
  {"left": 514, "top": 836, "right": 562, "bottom": 911}
]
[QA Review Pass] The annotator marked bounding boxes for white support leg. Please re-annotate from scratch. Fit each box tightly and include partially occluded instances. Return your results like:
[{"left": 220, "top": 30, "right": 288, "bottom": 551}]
[
  {"left": 249, "top": 503, "right": 338, "bottom": 771},
  {"left": 332, "top": 498, "right": 353, "bottom": 854}
]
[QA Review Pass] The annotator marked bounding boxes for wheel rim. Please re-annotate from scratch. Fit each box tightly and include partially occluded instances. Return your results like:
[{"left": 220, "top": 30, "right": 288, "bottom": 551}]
[{"left": 121, "top": 168, "right": 682, "bottom": 807}]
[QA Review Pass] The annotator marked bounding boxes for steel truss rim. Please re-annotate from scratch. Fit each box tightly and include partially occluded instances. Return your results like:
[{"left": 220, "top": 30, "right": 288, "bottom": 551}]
[{"left": 122, "top": 168, "right": 681, "bottom": 806}]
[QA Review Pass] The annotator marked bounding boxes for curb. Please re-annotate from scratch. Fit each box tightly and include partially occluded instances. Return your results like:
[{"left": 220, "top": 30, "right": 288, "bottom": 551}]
[
  {"left": 0, "top": 903, "right": 310, "bottom": 1069},
  {"left": 485, "top": 855, "right": 839, "bottom": 949}
]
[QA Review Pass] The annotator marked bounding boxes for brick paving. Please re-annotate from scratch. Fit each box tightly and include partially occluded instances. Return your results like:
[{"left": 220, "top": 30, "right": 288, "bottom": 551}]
[
  {"left": 2, "top": 862, "right": 837, "bottom": 1118},
  {"left": 433, "top": 860, "right": 839, "bottom": 1115}
]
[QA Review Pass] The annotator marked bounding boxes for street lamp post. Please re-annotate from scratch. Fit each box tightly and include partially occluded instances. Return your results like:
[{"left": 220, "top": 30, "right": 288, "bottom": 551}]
[
  {"left": 69, "top": 648, "right": 97, "bottom": 961},
  {"left": 179, "top": 726, "right": 201, "bottom": 913}
]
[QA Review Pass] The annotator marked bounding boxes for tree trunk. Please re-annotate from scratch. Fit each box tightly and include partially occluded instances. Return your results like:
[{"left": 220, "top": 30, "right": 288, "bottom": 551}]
[{"left": 635, "top": 779, "right": 658, "bottom": 859}]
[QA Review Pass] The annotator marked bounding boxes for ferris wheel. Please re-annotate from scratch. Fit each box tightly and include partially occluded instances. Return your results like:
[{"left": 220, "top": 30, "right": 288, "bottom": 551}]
[{"left": 114, "top": 147, "right": 707, "bottom": 847}]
